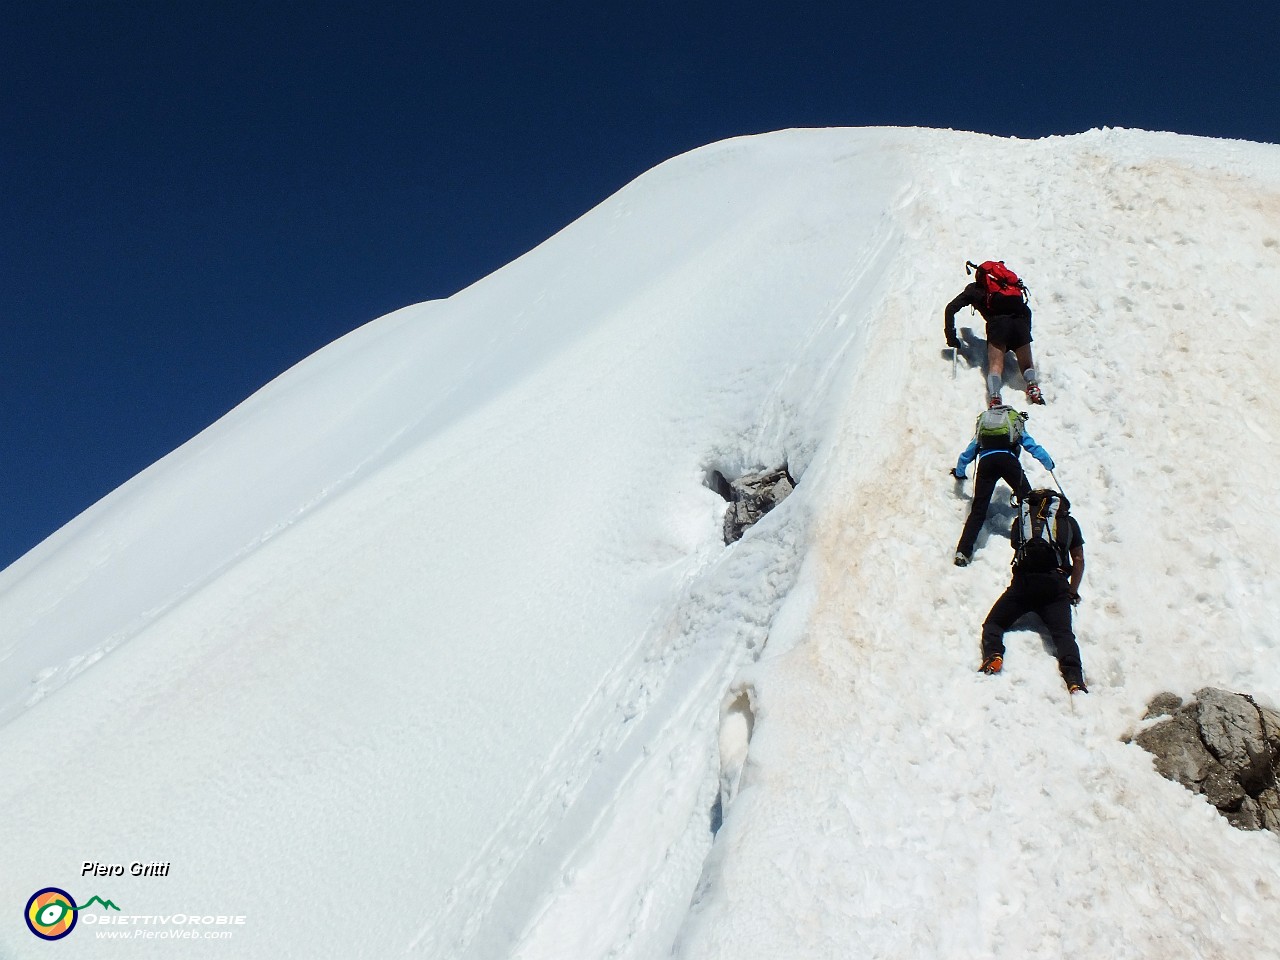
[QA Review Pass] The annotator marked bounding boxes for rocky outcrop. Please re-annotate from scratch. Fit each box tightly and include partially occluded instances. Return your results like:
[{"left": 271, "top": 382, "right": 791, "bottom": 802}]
[
  {"left": 708, "top": 466, "right": 796, "bottom": 544},
  {"left": 1131, "top": 688, "right": 1280, "bottom": 834}
]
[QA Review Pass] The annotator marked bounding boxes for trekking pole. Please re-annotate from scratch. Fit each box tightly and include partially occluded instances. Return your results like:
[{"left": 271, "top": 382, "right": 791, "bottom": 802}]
[
  {"left": 1049, "top": 468, "right": 1067, "bottom": 498},
  {"left": 951, "top": 346, "right": 957, "bottom": 380}
]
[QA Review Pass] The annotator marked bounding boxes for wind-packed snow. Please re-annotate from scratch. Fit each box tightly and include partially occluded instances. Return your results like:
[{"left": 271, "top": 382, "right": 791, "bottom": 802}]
[{"left": 1, "top": 127, "right": 1278, "bottom": 959}]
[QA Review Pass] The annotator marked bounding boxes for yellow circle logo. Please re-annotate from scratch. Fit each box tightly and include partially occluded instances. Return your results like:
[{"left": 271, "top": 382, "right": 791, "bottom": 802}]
[{"left": 25, "top": 888, "right": 78, "bottom": 940}]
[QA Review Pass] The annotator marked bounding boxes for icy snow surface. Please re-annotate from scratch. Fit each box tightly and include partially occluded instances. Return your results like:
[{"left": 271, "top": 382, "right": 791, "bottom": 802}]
[{"left": 1, "top": 127, "right": 1278, "bottom": 959}]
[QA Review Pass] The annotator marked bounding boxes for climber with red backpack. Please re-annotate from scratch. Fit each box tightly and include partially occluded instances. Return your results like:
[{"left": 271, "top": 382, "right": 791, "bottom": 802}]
[{"left": 943, "top": 260, "right": 1044, "bottom": 407}]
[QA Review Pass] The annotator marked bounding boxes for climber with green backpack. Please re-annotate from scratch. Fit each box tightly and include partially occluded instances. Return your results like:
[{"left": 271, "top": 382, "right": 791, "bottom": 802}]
[{"left": 950, "top": 404, "right": 1055, "bottom": 566}]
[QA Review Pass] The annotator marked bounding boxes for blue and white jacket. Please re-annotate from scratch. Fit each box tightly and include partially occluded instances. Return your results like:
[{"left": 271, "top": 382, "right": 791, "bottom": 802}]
[{"left": 955, "top": 430, "right": 1054, "bottom": 477}]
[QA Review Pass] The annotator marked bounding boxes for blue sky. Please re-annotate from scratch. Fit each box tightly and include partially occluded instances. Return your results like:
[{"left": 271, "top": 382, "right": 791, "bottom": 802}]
[{"left": 2, "top": 1, "right": 1277, "bottom": 569}]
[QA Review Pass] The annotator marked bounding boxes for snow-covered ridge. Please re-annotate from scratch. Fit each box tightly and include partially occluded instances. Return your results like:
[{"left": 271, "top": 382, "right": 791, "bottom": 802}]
[{"left": 1, "top": 127, "right": 1278, "bottom": 959}]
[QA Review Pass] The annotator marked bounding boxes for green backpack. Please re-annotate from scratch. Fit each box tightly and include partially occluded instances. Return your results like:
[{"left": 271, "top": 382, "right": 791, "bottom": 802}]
[{"left": 974, "top": 405, "right": 1027, "bottom": 452}]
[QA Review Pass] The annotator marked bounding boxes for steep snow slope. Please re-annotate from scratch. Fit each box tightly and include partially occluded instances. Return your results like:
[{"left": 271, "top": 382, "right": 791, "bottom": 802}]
[
  {"left": 673, "top": 130, "right": 1280, "bottom": 959},
  {"left": 0, "top": 129, "right": 912, "bottom": 958},
  {"left": 1, "top": 127, "right": 1278, "bottom": 960}
]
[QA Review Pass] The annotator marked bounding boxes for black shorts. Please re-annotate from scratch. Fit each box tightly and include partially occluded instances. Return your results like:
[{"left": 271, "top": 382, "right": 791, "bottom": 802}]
[{"left": 986, "top": 314, "right": 1033, "bottom": 350}]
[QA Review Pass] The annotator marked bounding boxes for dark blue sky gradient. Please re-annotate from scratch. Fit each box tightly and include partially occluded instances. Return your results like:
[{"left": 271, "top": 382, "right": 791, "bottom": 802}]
[{"left": 3, "top": 1, "right": 1277, "bottom": 567}]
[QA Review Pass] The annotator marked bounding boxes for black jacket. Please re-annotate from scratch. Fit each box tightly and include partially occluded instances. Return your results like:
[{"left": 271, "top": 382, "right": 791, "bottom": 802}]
[{"left": 944, "top": 282, "right": 1031, "bottom": 335}]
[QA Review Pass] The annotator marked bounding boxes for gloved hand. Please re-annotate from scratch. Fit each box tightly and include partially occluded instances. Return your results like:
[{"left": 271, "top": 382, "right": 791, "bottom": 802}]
[
  {"left": 945, "top": 331, "right": 960, "bottom": 349},
  {"left": 1069, "top": 589, "right": 1081, "bottom": 606},
  {"left": 950, "top": 467, "right": 966, "bottom": 480},
  {"left": 1045, "top": 459, "right": 1056, "bottom": 471}
]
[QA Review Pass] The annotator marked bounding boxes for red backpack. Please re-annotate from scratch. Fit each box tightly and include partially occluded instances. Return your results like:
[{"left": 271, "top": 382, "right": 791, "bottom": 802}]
[{"left": 967, "top": 260, "right": 1028, "bottom": 310}]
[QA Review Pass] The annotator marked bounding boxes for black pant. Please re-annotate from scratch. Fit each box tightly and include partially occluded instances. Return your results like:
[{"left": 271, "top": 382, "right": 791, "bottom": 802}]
[
  {"left": 981, "top": 573, "right": 1083, "bottom": 685},
  {"left": 986, "top": 313, "right": 1033, "bottom": 350},
  {"left": 956, "top": 451, "right": 1029, "bottom": 557}
]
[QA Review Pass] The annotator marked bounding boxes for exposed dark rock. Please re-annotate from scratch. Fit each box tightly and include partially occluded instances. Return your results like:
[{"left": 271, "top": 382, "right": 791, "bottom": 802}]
[
  {"left": 1134, "top": 713, "right": 1215, "bottom": 785},
  {"left": 1202, "top": 766, "right": 1246, "bottom": 811},
  {"left": 1229, "top": 797, "right": 1263, "bottom": 832},
  {"left": 1194, "top": 687, "right": 1275, "bottom": 795},
  {"left": 1142, "top": 691, "right": 1184, "bottom": 720},
  {"left": 708, "top": 466, "right": 797, "bottom": 544},
  {"left": 1261, "top": 789, "right": 1280, "bottom": 833},
  {"left": 1130, "top": 687, "right": 1280, "bottom": 836}
]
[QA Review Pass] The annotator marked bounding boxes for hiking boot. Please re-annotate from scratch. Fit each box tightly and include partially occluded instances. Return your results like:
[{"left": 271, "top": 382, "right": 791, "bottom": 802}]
[
  {"left": 1026, "top": 382, "right": 1045, "bottom": 404},
  {"left": 1067, "top": 681, "right": 1088, "bottom": 695},
  {"left": 954, "top": 551, "right": 971, "bottom": 567},
  {"left": 979, "top": 655, "right": 1003, "bottom": 675},
  {"left": 987, "top": 394, "right": 1003, "bottom": 409}
]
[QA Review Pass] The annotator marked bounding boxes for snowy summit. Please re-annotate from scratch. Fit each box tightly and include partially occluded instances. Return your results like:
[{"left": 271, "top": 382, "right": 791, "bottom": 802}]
[{"left": 1, "top": 126, "right": 1279, "bottom": 959}]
